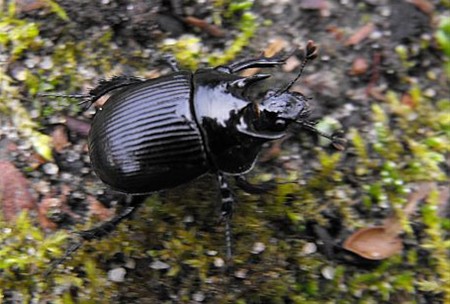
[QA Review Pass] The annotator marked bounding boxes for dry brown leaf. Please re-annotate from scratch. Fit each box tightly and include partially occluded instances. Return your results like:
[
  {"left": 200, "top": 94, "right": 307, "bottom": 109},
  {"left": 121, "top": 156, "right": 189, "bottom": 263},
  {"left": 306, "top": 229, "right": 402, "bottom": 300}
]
[
  {"left": 0, "top": 160, "right": 37, "bottom": 222},
  {"left": 64, "top": 116, "right": 91, "bottom": 137},
  {"left": 51, "top": 125, "right": 70, "bottom": 153},
  {"left": 240, "top": 38, "right": 288, "bottom": 77},
  {"left": 183, "top": 16, "right": 225, "bottom": 37},
  {"left": 345, "top": 23, "right": 375, "bottom": 46},
  {"left": 384, "top": 182, "right": 434, "bottom": 235},
  {"left": 87, "top": 195, "right": 115, "bottom": 221},
  {"left": 349, "top": 57, "right": 368, "bottom": 76},
  {"left": 343, "top": 226, "right": 403, "bottom": 260},
  {"left": 16, "top": 0, "right": 47, "bottom": 13},
  {"left": 38, "top": 197, "right": 60, "bottom": 230},
  {"left": 344, "top": 183, "right": 435, "bottom": 260},
  {"left": 283, "top": 56, "right": 302, "bottom": 73},
  {"left": 407, "top": 0, "right": 434, "bottom": 15}
]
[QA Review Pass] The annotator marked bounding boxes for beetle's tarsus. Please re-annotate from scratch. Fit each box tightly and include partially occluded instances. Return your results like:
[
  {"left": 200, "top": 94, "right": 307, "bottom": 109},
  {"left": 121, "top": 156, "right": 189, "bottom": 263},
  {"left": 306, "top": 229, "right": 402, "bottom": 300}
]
[
  {"left": 235, "top": 175, "right": 275, "bottom": 194},
  {"left": 44, "top": 238, "right": 84, "bottom": 276},
  {"left": 217, "top": 173, "right": 235, "bottom": 259},
  {"left": 162, "top": 54, "right": 180, "bottom": 72}
]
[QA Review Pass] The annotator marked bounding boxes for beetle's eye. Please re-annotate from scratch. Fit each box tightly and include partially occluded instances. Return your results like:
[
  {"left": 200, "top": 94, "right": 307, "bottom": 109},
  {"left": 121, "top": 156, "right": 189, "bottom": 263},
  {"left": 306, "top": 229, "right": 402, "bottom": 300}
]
[
  {"left": 264, "top": 90, "right": 276, "bottom": 98},
  {"left": 274, "top": 119, "right": 286, "bottom": 131}
]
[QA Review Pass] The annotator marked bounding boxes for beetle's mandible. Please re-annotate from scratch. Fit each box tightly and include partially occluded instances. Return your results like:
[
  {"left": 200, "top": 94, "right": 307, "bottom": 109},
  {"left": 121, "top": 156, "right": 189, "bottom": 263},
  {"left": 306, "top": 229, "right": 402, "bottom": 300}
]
[{"left": 44, "top": 40, "right": 342, "bottom": 266}]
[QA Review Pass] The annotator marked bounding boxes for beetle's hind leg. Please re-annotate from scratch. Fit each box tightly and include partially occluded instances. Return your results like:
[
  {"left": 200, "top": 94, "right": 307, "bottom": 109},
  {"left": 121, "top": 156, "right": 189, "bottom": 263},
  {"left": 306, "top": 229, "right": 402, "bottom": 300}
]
[
  {"left": 77, "top": 195, "right": 146, "bottom": 241},
  {"left": 217, "top": 173, "right": 235, "bottom": 260},
  {"left": 45, "top": 195, "right": 147, "bottom": 275}
]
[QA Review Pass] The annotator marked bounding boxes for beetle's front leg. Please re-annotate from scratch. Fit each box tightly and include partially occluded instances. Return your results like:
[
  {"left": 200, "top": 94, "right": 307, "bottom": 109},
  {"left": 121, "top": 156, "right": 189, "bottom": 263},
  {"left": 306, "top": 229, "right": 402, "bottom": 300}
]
[
  {"left": 217, "top": 172, "right": 235, "bottom": 260},
  {"left": 216, "top": 51, "right": 293, "bottom": 74}
]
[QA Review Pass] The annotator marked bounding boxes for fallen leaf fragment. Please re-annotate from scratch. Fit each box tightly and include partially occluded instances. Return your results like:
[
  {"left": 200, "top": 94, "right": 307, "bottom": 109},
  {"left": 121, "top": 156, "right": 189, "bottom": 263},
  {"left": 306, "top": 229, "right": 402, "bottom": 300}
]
[
  {"left": 407, "top": 0, "right": 434, "bottom": 15},
  {"left": 0, "top": 160, "right": 37, "bottom": 222},
  {"left": 51, "top": 125, "right": 70, "bottom": 153},
  {"left": 343, "top": 226, "right": 403, "bottom": 260},
  {"left": 16, "top": 0, "right": 47, "bottom": 13},
  {"left": 349, "top": 57, "right": 368, "bottom": 76},
  {"left": 240, "top": 38, "right": 288, "bottom": 77},
  {"left": 38, "top": 197, "right": 60, "bottom": 230},
  {"left": 87, "top": 195, "right": 115, "bottom": 221},
  {"left": 343, "top": 183, "right": 435, "bottom": 260},
  {"left": 183, "top": 16, "right": 224, "bottom": 37},
  {"left": 64, "top": 116, "right": 91, "bottom": 137},
  {"left": 345, "top": 23, "right": 375, "bottom": 46}
]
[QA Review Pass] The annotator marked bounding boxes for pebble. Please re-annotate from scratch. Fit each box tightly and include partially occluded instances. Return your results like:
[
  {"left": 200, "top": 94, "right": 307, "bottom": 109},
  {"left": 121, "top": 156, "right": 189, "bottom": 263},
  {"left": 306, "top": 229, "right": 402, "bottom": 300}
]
[
  {"left": 213, "top": 257, "right": 224, "bottom": 268},
  {"left": 206, "top": 250, "right": 218, "bottom": 256},
  {"left": 42, "top": 163, "right": 59, "bottom": 175},
  {"left": 192, "top": 291, "right": 205, "bottom": 302},
  {"left": 108, "top": 267, "right": 126, "bottom": 282},
  {"left": 302, "top": 242, "right": 317, "bottom": 255},
  {"left": 321, "top": 266, "right": 335, "bottom": 280},
  {"left": 39, "top": 56, "right": 54, "bottom": 70},
  {"left": 234, "top": 268, "right": 248, "bottom": 279},
  {"left": 150, "top": 260, "right": 170, "bottom": 270},
  {"left": 183, "top": 215, "right": 194, "bottom": 223},
  {"left": 251, "top": 242, "right": 266, "bottom": 254},
  {"left": 125, "top": 258, "right": 136, "bottom": 269}
]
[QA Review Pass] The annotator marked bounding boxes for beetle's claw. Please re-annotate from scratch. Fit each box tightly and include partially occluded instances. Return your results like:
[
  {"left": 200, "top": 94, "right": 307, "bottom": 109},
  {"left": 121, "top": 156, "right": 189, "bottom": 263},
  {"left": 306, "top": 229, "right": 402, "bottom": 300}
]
[{"left": 44, "top": 238, "right": 84, "bottom": 276}]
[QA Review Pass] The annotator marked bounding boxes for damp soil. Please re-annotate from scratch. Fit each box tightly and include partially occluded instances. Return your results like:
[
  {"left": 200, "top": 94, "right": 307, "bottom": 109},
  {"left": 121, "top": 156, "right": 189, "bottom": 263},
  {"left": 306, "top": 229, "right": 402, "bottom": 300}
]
[{"left": 1, "top": 0, "right": 449, "bottom": 303}]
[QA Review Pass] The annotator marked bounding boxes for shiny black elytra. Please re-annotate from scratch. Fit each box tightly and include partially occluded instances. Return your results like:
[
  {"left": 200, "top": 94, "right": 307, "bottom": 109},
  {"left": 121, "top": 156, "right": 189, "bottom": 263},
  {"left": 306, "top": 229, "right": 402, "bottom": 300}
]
[{"left": 45, "top": 41, "right": 339, "bottom": 266}]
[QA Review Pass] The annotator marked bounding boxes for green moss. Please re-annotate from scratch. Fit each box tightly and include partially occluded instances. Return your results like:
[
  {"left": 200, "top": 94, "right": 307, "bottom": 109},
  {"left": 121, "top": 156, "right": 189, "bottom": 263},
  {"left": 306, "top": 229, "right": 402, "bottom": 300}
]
[
  {"left": 161, "top": 0, "right": 259, "bottom": 69},
  {"left": 1, "top": 1, "right": 449, "bottom": 303}
]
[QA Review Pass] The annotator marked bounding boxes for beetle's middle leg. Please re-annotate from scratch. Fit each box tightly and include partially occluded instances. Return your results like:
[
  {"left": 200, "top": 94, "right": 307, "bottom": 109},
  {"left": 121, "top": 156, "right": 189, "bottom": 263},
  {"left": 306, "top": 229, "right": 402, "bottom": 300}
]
[{"left": 217, "top": 172, "right": 235, "bottom": 260}]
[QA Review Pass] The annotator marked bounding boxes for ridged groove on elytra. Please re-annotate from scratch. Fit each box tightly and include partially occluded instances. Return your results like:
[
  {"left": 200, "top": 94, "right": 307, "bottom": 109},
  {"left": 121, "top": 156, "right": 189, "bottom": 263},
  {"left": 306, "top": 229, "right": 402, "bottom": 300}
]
[
  {"left": 129, "top": 137, "right": 202, "bottom": 159},
  {"left": 111, "top": 146, "right": 204, "bottom": 172},
  {"left": 130, "top": 134, "right": 202, "bottom": 156},
  {"left": 110, "top": 131, "right": 199, "bottom": 154},
  {"left": 105, "top": 78, "right": 190, "bottom": 114},
  {"left": 111, "top": 73, "right": 188, "bottom": 101},
  {"left": 119, "top": 152, "right": 205, "bottom": 171},
  {"left": 106, "top": 118, "right": 194, "bottom": 146},
  {"left": 101, "top": 90, "right": 187, "bottom": 128},
  {"left": 106, "top": 85, "right": 189, "bottom": 118},
  {"left": 104, "top": 109, "right": 180, "bottom": 140},
  {"left": 109, "top": 128, "right": 200, "bottom": 157},
  {"left": 117, "top": 144, "right": 203, "bottom": 164},
  {"left": 103, "top": 113, "right": 181, "bottom": 139}
]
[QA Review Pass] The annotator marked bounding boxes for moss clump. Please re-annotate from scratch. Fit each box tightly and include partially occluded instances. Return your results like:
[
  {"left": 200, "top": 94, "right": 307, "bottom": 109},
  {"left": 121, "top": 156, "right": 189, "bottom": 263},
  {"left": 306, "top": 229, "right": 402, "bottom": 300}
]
[{"left": 161, "top": 0, "right": 259, "bottom": 70}]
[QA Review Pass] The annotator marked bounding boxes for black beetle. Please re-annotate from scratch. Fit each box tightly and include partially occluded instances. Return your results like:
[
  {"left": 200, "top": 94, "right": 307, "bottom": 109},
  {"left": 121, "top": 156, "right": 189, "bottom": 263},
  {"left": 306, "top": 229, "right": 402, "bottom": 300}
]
[{"left": 44, "top": 40, "right": 341, "bottom": 264}]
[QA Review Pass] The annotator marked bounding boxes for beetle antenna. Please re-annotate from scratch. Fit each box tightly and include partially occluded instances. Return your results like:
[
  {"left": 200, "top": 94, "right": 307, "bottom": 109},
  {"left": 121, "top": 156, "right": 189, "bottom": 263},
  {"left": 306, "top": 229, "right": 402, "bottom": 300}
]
[
  {"left": 297, "top": 120, "right": 346, "bottom": 150},
  {"left": 275, "top": 40, "right": 318, "bottom": 96}
]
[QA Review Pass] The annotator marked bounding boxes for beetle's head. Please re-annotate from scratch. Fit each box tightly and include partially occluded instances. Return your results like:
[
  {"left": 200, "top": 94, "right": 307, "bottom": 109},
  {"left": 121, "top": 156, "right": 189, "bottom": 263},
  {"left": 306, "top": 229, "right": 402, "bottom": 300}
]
[
  {"left": 257, "top": 89, "right": 310, "bottom": 132},
  {"left": 240, "top": 40, "right": 346, "bottom": 149},
  {"left": 250, "top": 40, "right": 319, "bottom": 135}
]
